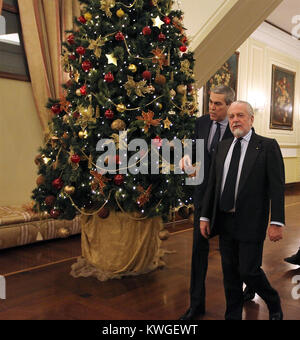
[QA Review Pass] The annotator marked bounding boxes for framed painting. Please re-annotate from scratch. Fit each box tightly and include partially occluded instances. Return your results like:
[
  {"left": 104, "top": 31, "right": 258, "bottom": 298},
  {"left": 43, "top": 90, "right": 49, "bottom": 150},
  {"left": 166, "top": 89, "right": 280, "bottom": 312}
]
[
  {"left": 203, "top": 52, "right": 239, "bottom": 115},
  {"left": 270, "top": 65, "right": 295, "bottom": 130}
]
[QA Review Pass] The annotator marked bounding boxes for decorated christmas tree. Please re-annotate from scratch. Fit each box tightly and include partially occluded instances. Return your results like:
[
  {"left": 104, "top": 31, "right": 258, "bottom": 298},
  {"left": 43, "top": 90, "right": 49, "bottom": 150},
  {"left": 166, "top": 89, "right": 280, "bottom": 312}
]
[{"left": 32, "top": 0, "right": 197, "bottom": 223}]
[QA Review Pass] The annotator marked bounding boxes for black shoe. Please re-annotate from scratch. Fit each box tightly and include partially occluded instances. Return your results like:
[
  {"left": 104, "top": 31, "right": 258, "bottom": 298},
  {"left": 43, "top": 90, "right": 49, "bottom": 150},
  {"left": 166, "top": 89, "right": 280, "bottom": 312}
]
[
  {"left": 284, "top": 253, "right": 300, "bottom": 265},
  {"left": 179, "top": 307, "right": 205, "bottom": 320},
  {"left": 269, "top": 308, "right": 283, "bottom": 320},
  {"left": 243, "top": 286, "right": 255, "bottom": 302}
]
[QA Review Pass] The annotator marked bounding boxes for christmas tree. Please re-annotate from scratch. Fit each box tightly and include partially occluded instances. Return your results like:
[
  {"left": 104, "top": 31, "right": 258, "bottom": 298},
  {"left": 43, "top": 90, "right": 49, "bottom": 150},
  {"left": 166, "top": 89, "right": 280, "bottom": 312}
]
[{"left": 32, "top": 0, "right": 197, "bottom": 222}]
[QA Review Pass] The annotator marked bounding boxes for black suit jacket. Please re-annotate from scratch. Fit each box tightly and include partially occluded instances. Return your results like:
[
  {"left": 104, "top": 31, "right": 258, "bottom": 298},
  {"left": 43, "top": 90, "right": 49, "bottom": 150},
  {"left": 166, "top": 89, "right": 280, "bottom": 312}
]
[
  {"left": 201, "top": 132, "right": 285, "bottom": 242},
  {"left": 193, "top": 114, "right": 233, "bottom": 211}
]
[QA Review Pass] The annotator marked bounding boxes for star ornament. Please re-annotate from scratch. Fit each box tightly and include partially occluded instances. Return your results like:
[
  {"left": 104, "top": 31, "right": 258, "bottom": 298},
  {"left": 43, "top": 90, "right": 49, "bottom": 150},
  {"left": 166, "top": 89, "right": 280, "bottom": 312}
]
[
  {"left": 152, "top": 16, "right": 164, "bottom": 29},
  {"left": 106, "top": 53, "right": 118, "bottom": 66},
  {"left": 163, "top": 117, "right": 172, "bottom": 130}
]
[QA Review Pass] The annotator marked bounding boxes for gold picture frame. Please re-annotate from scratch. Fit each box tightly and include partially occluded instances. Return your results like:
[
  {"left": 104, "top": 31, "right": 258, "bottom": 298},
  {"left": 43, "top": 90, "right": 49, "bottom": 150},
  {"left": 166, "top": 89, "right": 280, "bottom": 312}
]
[{"left": 270, "top": 65, "right": 295, "bottom": 131}]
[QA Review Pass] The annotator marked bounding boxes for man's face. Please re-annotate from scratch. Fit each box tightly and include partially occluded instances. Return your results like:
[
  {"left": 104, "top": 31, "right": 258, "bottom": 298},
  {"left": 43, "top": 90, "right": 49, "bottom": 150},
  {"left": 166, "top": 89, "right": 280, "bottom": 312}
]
[
  {"left": 209, "top": 92, "right": 229, "bottom": 122},
  {"left": 228, "top": 103, "right": 254, "bottom": 138}
]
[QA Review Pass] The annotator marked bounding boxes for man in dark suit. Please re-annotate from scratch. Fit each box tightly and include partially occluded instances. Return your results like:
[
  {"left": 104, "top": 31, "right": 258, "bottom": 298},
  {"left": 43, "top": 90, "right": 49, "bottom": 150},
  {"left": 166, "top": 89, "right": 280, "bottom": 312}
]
[
  {"left": 179, "top": 86, "right": 255, "bottom": 320},
  {"left": 200, "top": 100, "right": 285, "bottom": 320}
]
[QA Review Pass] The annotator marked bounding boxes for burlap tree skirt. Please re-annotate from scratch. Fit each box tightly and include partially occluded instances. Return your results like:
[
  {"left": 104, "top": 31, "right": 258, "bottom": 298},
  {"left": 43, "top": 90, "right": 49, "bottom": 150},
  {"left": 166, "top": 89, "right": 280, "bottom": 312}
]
[{"left": 70, "top": 212, "right": 168, "bottom": 281}]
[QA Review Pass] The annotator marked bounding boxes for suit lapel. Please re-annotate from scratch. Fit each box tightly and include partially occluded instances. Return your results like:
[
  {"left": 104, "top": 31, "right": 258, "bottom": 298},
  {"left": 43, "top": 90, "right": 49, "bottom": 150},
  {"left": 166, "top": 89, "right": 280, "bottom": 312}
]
[
  {"left": 222, "top": 124, "right": 233, "bottom": 140},
  {"left": 237, "top": 133, "right": 261, "bottom": 196},
  {"left": 204, "top": 118, "right": 213, "bottom": 152}
]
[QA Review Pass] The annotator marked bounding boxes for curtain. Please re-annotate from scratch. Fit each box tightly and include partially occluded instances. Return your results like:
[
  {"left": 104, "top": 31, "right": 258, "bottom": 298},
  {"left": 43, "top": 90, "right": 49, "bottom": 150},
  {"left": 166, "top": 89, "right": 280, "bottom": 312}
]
[{"left": 18, "top": 0, "right": 80, "bottom": 133}]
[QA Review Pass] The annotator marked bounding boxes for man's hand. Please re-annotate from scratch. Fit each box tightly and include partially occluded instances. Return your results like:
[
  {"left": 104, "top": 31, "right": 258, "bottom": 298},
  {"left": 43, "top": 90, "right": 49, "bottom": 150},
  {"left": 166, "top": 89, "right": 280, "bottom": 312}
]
[
  {"left": 200, "top": 220, "right": 211, "bottom": 239},
  {"left": 268, "top": 224, "right": 283, "bottom": 242}
]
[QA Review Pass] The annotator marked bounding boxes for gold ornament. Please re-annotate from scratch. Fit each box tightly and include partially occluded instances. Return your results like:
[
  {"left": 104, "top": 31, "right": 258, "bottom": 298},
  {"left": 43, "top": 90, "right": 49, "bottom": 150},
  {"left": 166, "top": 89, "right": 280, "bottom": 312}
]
[
  {"left": 128, "top": 64, "right": 137, "bottom": 73},
  {"left": 76, "top": 105, "right": 96, "bottom": 130},
  {"left": 57, "top": 227, "right": 71, "bottom": 239},
  {"left": 170, "top": 89, "right": 176, "bottom": 98},
  {"left": 73, "top": 70, "right": 80, "bottom": 83},
  {"left": 88, "top": 36, "right": 106, "bottom": 59},
  {"left": 124, "top": 76, "right": 152, "bottom": 97},
  {"left": 152, "top": 16, "right": 164, "bottom": 29},
  {"left": 76, "top": 89, "right": 82, "bottom": 96},
  {"left": 117, "top": 104, "right": 126, "bottom": 112},
  {"left": 147, "top": 85, "right": 155, "bottom": 94},
  {"left": 64, "top": 185, "right": 75, "bottom": 195},
  {"left": 100, "top": 0, "right": 116, "bottom": 17},
  {"left": 106, "top": 53, "right": 118, "bottom": 66},
  {"left": 79, "top": 130, "right": 88, "bottom": 139},
  {"left": 84, "top": 12, "right": 93, "bottom": 21},
  {"left": 156, "top": 102, "right": 163, "bottom": 110},
  {"left": 177, "top": 84, "right": 187, "bottom": 95},
  {"left": 116, "top": 8, "right": 125, "bottom": 18},
  {"left": 111, "top": 119, "right": 126, "bottom": 131},
  {"left": 155, "top": 74, "right": 166, "bottom": 85},
  {"left": 163, "top": 117, "right": 172, "bottom": 130},
  {"left": 180, "top": 60, "right": 194, "bottom": 78}
]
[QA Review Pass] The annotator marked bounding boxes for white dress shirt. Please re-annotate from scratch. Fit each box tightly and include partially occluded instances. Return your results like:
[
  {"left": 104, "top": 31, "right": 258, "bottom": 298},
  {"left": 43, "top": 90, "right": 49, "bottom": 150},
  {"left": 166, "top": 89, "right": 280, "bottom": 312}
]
[{"left": 207, "top": 118, "right": 229, "bottom": 152}]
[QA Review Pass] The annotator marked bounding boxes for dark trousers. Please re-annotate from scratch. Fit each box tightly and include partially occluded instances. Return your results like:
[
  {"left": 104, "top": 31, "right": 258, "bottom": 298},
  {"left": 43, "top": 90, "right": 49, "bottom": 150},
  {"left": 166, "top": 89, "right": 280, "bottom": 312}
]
[
  {"left": 189, "top": 209, "right": 209, "bottom": 310},
  {"left": 219, "top": 213, "right": 281, "bottom": 320}
]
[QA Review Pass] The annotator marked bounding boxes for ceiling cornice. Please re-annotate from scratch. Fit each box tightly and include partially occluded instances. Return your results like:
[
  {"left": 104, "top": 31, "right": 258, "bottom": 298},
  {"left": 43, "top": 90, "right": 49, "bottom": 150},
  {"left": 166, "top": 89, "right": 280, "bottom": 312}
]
[{"left": 251, "top": 21, "right": 300, "bottom": 61}]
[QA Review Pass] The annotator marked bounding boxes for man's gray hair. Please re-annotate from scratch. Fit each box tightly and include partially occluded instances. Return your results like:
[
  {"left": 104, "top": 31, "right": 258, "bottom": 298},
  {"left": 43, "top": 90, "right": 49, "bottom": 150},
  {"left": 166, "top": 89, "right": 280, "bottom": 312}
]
[
  {"left": 232, "top": 100, "right": 255, "bottom": 117},
  {"left": 211, "top": 85, "right": 236, "bottom": 105}
]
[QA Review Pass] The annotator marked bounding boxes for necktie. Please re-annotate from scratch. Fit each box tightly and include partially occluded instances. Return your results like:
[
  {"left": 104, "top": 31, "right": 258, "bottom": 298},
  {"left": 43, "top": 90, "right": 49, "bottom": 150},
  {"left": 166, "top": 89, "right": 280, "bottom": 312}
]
[
  {"left": 209, "top": 122, "right": 221, "bottom": 155},
  {"left": 219, "top": 138, "right": 242, "bottom": 212}
]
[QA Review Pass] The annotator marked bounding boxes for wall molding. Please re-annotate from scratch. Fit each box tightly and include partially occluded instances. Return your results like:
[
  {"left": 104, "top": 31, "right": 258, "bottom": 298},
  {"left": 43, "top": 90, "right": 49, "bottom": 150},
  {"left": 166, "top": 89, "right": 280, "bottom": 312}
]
[{"left": 251, "top": 21, "right": 300, "bottom": 61}]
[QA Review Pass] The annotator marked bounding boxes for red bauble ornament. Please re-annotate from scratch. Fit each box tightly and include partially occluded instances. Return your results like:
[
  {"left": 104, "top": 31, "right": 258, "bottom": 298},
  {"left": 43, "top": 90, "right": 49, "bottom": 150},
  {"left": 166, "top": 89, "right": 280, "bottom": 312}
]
[
  {"left": 50, "top": 209, "right": 61, "bottom": 219},
  {"left": 82, "top": 60, "right": 92, "bottom": 72},
  {"left": 187, "top": 84, "right": 194, "bottom": 93},
  {"left": 181, "top": 36, "right": 188, "bottom": 44},
  {"left": 52, "top": 178, "right": 64, "bottom": 190},
  {"left": 51, "top": 104, "right": 61, "bottom": 115},
  {"left": 142, "top": 70, "right": 152, "bottom": 80},
  {"left": 73, "top": 111, "right": 80, "bottom": 119},
  {"left": 104, "top": 72, "right": 114, "bottom": 83},
  {"left": 158, "top": 33, "right": 166, "bottom": 42},
  {"left": 76, "top": 46, "right": 86, "bottom": 55},
  {"left": 153, "top": 136, "right": 162, "bottom": 148},
  {"left": 142, "top": 26, "right": 152, "bottom": 36},
  {"left": 115, "top": 32, "right": 125, "bottom": 41},
  {"left": 180, "top": 45, "right": 187, "bottom": 53},
  {"left": 71, "top": 154, "right": 81, "bottom": 163},
  {"left": 114, "top": 174, "right": 124, "bottom": 185},
  {"left": 69, "top": 54, "right": 76, "bottom": 61},
  {"left": 164, "top": 17, "right": 171, "bottom": 25},
  {"left": 80, "top": 85, "right": 87, "bottom": 96},
  {"left": 98, "top": 207, "right": 110, "bottom": 219},
  {"left": 78, "top": 15, "right": 87, "bottom": 24},
  {"left": 45, "top": 195, "right": 56, "bottom": 207},
  {"left": 105, "top": 109, "right": 114, "bottom": 119},
  {"left": 67, "top": 34, "right": 75, "bottom": 45}
]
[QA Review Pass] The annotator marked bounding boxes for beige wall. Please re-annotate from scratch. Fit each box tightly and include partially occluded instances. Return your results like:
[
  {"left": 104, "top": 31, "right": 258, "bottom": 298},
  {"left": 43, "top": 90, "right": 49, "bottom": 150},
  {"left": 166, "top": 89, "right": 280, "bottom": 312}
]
[
  {"left": 198, "top": 28, "right": 300, "bottom": 184},
  {"left": 0, "top": 78, "right": 43, "bottom": 205},
  {"left": 238, "top": 37, "right": 300, "bottom": 183}
]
